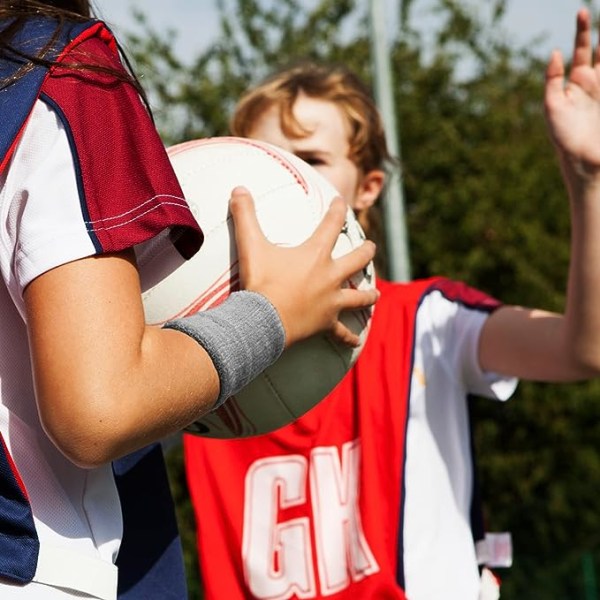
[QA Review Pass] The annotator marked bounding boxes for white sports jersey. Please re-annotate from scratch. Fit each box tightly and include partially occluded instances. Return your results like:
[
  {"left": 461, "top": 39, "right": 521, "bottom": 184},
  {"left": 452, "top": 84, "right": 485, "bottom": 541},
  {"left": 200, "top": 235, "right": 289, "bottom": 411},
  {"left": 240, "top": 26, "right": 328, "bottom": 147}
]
[
  {"left": 0, "top": 19, "right": 201, "bottom": 597},
  {"left": 0, "top": 100, "right": 121, "bottom": 599},
  {"left": 403, "top": 291, "right": 516, "bottom": 599}
]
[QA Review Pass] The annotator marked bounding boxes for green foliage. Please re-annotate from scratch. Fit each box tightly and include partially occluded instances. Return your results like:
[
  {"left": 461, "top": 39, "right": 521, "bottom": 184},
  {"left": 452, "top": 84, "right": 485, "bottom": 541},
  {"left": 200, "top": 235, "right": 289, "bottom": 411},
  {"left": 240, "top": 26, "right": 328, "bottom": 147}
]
[
  {"left": 125, "top": 0, "right": 378, "bottom": 145},
  {"left": 473, "top": 381, "right": 600, "bottom": 598},
  {"left": 124, "top": 1, "right": 600, "bottom": 597}
]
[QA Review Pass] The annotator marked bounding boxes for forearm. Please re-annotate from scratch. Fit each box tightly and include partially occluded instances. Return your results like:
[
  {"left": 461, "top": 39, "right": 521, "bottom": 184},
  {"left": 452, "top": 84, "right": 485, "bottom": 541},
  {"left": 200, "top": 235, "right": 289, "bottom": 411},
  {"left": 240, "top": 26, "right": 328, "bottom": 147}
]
[
  {"left": 25, "top": 255, "right": 223, "bottom": 467},
  {"left": 479, "top": 306, "right": 598, "bottom": 381},
  {"left": 482, "top": 180, "right": 600, "bottom": 381},
  {"left": 562, "top": 174, "right": 600, "bottom": 372},
  {"left": 26, "top": 251, "right": 289, "bottom": 467},
  {"left": 479, "top": 175, "right": 600, "bottom": 382},
  {"left": 44, "top": 326, "right": 220, "bottom": 468},
  {"left": 539, "top": 15, "right": 600, "bottom": 379}
]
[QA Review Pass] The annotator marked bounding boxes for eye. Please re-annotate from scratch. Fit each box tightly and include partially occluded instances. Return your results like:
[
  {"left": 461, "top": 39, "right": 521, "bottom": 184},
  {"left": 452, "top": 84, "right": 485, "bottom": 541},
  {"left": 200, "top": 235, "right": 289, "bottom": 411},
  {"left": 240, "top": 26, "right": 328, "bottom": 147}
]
[{"left": 301, "top": 156, "right": 326, "bottom": 167}]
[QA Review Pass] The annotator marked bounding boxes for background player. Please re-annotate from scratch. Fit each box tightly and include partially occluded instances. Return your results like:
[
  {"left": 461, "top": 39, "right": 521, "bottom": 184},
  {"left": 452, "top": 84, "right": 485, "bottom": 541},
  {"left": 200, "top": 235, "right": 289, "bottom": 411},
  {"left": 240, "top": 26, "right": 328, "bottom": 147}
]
[{"left": 184, "top": 10, "right": 600, "bottom": 599}]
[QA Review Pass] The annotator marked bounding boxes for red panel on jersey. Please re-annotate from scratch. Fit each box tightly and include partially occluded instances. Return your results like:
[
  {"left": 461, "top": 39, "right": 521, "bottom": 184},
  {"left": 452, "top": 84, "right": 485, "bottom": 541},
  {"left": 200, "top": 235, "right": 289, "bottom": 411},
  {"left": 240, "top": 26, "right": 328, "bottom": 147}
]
[
  {"left": 40, "top": 27, "right": 202, "bottom": 255},
  {"left": 183, "top": 276, "right": 502, "bottom": 599}
]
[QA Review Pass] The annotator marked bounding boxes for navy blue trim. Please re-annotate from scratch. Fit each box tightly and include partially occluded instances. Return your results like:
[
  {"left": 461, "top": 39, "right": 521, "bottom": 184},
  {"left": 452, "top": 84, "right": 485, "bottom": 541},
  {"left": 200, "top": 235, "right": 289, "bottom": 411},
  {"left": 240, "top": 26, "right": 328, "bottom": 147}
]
[
  {"left": 395, "top": 356, "right": 413, "bottom": 588},
  {"left": 0, "top": 444, "right": 39, "bottom": 583},
  {"left": 0, "top": 18, "right": 97, "bottom": 169},
  {"left": 426, "top": 278, "right": 500, "bottom": 314},
  {"left": 38, "top": 93, "right": 102, "bottom": 253},
  {"left": 395, "top": 288, "right": 427, "bottom": 589},
  {"left": 0, "top": 60, "right": 47, "bottom": 169},
  {"left": 467, "top": 395, "right": 486, "bottom": 550},
  {"left": 114, "top": 444, "right": 187, "bottom": 600}
]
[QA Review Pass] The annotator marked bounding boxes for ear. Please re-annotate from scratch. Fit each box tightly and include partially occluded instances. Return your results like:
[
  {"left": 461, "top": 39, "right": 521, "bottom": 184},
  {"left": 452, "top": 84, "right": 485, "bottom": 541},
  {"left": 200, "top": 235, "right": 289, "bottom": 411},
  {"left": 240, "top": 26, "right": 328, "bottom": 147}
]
[{"left": 352, "top": 169, "right": 385, "bottom": 212}]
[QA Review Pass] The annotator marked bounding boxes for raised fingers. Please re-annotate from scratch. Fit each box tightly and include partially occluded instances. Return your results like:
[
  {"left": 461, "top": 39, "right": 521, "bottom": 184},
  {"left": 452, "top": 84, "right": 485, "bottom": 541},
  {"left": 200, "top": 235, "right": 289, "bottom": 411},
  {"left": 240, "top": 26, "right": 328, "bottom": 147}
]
[
  {"left": 572, "top": 9, "right": 593, "bottom": 69},
  {"left": 544, "top": 49, "right": 565, "bottom": 111}
]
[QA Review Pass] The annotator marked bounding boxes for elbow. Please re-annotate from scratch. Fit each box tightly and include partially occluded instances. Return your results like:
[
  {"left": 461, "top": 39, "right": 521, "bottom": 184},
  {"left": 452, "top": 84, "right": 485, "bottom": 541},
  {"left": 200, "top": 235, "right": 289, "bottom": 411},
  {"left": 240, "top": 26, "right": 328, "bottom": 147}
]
[
  {"left": 38, "top": 390, "right": 129, "bottom": 469},
  {"left": 47, "top": 427, "right": 120, "bottom": 471},
  {"left": 47, "top": 434, "right": 117, "bottom": 470},
  {"left": 572, "top": 355, "right": 600, "bottom": 379},
  {"left": 567, "top": 340, "right": 600, "bottom": 379}
]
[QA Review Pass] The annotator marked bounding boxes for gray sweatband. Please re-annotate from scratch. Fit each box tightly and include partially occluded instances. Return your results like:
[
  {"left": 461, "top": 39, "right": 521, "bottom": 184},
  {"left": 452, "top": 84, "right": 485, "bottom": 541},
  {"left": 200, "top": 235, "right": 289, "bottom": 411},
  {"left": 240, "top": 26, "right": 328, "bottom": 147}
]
[{"left": 163, "top": 291, "right": 286, "bottom": 409}]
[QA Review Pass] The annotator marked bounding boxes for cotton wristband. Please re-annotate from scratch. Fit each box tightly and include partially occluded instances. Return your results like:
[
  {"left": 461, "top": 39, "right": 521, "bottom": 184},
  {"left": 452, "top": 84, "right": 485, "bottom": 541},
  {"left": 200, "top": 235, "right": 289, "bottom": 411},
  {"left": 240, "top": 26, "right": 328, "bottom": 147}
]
[{"left": 163, "top": 291, "right": 286, "bottom": 409}]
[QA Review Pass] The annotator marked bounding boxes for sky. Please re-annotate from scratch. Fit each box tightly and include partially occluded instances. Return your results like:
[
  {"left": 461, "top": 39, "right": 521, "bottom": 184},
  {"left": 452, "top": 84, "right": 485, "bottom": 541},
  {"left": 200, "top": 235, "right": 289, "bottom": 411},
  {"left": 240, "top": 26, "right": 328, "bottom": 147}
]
[{"left": 95, "top": 0, "right": 593, "bottom": 66}]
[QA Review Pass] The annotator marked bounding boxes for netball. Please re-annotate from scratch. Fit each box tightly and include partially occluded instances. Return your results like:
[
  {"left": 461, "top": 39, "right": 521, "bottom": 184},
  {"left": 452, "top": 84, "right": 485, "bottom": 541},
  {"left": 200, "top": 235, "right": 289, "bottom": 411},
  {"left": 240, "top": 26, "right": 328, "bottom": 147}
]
[{"left": 139, "top": 137, "right": 375, "bottom": 438}]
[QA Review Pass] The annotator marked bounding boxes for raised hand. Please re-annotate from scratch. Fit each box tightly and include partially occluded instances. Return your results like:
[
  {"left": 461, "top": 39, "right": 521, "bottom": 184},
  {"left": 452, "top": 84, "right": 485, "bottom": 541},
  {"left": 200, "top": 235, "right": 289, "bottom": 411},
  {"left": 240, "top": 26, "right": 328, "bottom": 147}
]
[
  {"left": 228, "top": 186, "right": 379, "bottom": 348},
  {"left": 545, "top": 9, "right": 600, "bottom": 181},
  {"left": 536, "top": 9, "right": 600, "bottom": 377}
]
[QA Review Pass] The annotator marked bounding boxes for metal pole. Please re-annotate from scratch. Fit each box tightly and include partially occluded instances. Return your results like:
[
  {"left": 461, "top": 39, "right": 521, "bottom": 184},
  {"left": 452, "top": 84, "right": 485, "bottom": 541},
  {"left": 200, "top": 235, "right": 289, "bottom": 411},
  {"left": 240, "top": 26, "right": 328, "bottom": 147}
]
[{"left": 368, "top": 0, "right": 411, "bottom": 281}]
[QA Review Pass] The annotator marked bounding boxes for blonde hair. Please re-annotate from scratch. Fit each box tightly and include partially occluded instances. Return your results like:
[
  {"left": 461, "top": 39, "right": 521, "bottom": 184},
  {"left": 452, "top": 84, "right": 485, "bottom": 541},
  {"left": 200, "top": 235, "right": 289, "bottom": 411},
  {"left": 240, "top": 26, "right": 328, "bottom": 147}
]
[
  {"left": 231, "top": 62, "right": 393, "bottom": 272},
  {"left": 230, "top": 62, "right": 392, "bottom": 176}
]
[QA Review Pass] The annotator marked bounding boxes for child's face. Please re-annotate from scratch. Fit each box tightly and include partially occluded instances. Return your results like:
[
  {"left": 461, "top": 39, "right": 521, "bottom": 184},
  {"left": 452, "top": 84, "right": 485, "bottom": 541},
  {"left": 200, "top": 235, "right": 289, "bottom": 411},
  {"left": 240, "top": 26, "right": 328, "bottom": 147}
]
[{"left": 246, "top": 93, "right": 362, "bottom": 208}]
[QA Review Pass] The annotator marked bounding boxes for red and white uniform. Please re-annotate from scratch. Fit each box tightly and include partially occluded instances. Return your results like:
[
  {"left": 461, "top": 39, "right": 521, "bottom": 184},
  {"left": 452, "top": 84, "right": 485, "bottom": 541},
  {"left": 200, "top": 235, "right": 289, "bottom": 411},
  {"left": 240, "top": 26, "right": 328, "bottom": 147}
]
[
  {"left": 0, "top": 20, "right": 201, "bottom": 599},
  {"left": 184, "top": 278, "right": 517, "bottom": 600}
]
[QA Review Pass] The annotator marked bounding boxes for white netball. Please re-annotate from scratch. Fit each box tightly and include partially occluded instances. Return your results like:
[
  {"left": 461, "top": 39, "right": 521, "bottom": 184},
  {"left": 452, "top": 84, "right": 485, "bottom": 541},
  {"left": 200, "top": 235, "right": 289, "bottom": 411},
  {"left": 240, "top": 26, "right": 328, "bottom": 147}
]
[{"left": 138, "top": 137, "right": 375, "bottom": 438}]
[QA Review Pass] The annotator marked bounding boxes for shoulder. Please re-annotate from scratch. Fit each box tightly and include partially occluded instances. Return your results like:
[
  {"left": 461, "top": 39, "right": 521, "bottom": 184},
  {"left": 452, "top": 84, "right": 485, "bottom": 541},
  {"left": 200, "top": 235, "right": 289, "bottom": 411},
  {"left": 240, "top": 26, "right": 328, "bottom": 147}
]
[
  {"left": 47, "top": 19, "right": 130, "bottom": 86},
  {"left": 0, "top": 18, "right": 117, "bottom": 173},
  {"left": 377, "top": 276, "right": 500, "bottom": 313},
  {"left": 0, "top": 17, "right": 108, "bottom": 65}
]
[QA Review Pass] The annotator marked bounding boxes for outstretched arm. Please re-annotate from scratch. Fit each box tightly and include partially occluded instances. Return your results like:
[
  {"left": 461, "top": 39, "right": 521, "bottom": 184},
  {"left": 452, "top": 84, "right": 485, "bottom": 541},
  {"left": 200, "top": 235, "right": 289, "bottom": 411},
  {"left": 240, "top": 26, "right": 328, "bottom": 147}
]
[{"left": 479, "top": 9, "right": 600, "bottom": 381}]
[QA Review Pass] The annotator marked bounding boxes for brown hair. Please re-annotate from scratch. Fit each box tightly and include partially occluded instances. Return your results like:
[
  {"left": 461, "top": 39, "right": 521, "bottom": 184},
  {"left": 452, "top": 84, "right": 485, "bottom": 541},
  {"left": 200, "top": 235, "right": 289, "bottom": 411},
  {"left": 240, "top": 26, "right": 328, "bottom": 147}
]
[
  {"left": 0, "top": 0, "right": 92, "bottom": 20},
  {"left": 231, "top": 62, "right": 393, "bottom": 272},
  {"left": 231, "top": 62, "right": 392, "bottom": 176},
  {"left": 0, "top": 0, "right": 146, "bottom": 101},
  {"left": 1, "top": 0, "right": 92, "bottom": 73}
]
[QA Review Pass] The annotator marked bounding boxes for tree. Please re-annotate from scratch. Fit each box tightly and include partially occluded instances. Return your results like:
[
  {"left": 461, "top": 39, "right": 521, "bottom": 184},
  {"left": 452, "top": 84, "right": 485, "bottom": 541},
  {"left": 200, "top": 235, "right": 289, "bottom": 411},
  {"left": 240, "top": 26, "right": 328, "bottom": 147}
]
[{"left": 125, "top": 1, "right": 600, "bottom": 597}]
